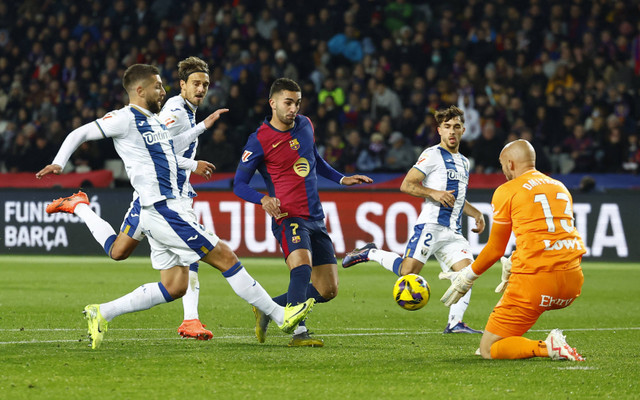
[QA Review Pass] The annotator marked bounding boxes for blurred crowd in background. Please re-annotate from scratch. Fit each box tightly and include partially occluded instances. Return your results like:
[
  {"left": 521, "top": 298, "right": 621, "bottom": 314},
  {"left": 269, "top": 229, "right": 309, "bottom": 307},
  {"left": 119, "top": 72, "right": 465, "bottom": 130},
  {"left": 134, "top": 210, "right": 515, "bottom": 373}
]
[{"left": 1, "top": 0, "right": 639, "bottom": 178}]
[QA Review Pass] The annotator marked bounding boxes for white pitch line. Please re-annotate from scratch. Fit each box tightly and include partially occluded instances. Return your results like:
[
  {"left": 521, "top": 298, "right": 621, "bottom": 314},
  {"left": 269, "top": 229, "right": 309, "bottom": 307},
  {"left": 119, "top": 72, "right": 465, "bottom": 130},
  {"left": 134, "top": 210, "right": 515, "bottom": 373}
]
[
  {"left": 1, "top": 326, "right": 639, "bottom": 345},
  {"left": 1, "top": 326, "right": 639, "bottom": 333}
]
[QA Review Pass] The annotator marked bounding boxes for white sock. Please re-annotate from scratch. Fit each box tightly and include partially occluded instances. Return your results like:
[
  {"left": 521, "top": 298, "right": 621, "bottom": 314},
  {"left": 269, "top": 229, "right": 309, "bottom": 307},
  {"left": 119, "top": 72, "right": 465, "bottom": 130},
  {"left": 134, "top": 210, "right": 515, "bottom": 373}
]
[
  {"left": 448, "top": 288, "right": 472, "bottom": 327},
  {"left": 100, "top": 282, "right": 171, "bottom": 322},
  {"left": 224, "top": 267, "right": 283, "bottom": 325},
  {"left": 182, "top": 270, "right": 200, "bottom": 320},
  {"left": 368, "top": 248, "right": 401, "bottom": 273},
  {"left": 293, "top": 325, "right": 308, "bottom": 335},
  {"left": 74, "top": 203, "right": 117, "bottom": 249}
]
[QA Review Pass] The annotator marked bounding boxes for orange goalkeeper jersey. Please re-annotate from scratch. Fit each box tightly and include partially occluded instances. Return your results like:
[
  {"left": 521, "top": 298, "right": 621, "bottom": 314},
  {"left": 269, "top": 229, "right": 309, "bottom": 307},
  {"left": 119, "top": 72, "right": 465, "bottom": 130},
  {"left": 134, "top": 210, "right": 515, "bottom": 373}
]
[{"left": 491, "top": 170, "right": 586, "bottom": 273}]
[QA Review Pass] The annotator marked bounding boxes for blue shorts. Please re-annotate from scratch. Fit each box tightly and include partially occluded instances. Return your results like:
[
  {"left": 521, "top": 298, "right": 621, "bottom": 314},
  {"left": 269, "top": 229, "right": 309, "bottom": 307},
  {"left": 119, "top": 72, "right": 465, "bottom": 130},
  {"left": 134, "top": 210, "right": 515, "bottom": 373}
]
[{"left": 272, "top": 217, "right": 337, "bottom": 266}]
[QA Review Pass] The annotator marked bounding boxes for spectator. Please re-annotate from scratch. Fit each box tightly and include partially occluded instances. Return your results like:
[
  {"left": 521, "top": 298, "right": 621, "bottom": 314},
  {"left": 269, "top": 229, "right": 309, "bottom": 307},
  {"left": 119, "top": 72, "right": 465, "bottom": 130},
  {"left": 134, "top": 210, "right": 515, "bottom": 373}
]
[
  {"left": 341, "top": 129, "right": 367, "bottom": 173},
  {"left": 328, "top": 25, "right": 363, "bottom": 64},
  {"left": 472, "top": 120, "right": 503, "bottom": 173},
  {"left": 357, "top": 132, "right": 386, "bottom": 172},
  {"left": 385, "top": 131, "right": 415, "bottom": 171},
  {"left": 318, "top": 76, "right": 345, "bottom": 107},
  {"left": 0, "top": 1, "right": 637, "bottom": 177},
  {"left": 371, "top": 79, "right": 402, "bottom": 120},
  {"left": 198, "top": 127, "right": 237, "bottom": 172},
  {"left": 322, "top": 134, "right": 345, "bottom": 171},
  {"left": 598, "top": 127, "right": 626, "bottom": 173}
]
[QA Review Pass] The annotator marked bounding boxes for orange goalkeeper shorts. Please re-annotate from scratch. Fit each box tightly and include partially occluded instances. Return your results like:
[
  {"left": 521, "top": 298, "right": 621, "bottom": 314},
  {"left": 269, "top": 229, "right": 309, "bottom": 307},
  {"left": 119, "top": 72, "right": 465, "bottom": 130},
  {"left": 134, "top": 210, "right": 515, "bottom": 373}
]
[{"left": 484, "top": 263, "right": 584, "bottom": 338}]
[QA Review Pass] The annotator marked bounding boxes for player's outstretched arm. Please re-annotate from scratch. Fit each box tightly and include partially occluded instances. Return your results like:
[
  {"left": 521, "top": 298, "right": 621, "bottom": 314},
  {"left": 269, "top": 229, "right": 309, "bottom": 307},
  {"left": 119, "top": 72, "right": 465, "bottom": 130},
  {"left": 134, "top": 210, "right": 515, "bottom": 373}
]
[
  {"left": 463, "top": 200, "right": 486, "bottom": 234},
  {"left": 340, "top": 175, "right": 373, "bottom": 186},
  {"left": 400, "top": 168, "right": 455, "bottom": 207},
  {"left": 172, "top": 108, "right": 229, "bottom": 152},
  {"left": 36, "top": 164, "right": 62, "bottom": 179},
  {"left": 36, "top": 122, "right": 105, "bottom": 179},
  {"left": 440, "top": 265, "right": 479, "bottom": 306},
  {"left": 495, "top": 255, "right": 512, "bottom": 293},
  {"left": 191, "top": 160, "right": 216, "bottom": 180}
]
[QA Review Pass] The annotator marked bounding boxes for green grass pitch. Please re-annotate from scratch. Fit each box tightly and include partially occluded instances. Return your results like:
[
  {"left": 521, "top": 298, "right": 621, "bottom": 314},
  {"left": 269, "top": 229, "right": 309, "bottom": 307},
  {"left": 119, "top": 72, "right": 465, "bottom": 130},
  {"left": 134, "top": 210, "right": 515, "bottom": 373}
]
[{"left": 1, "top": 256, "right": 639, "bottom": 399}]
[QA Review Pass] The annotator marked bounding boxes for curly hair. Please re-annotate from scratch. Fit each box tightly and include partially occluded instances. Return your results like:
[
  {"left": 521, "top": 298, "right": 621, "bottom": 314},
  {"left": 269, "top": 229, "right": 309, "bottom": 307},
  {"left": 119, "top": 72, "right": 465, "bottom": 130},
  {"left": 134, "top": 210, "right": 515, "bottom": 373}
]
[
  {"left": 177, "top": 56, "right": 210, "bottom": 83},
  {"left": 434, "top": 105, "right": 465, "bottom": 126}
]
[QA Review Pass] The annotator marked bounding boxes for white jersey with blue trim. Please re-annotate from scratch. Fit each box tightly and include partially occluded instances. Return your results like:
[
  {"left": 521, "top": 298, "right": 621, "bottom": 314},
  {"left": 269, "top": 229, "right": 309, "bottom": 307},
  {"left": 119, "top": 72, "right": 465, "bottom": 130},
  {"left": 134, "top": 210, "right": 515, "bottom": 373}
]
[
  {"left": 159, "top": 95, "right": 198, "bottom": 198},
  {"left": 95, "top": 104, "right": 182, "bottom": 207},
  {"left": 413, "top": 145, "right": 470, "bottom": 233}
]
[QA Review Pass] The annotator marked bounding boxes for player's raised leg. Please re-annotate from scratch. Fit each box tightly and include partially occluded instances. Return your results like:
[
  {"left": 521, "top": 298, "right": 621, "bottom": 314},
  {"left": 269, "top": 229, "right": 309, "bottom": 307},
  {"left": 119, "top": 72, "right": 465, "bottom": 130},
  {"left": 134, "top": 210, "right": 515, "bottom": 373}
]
[{"left": 46, "top": 191, "right": 118, "bottom": 256}]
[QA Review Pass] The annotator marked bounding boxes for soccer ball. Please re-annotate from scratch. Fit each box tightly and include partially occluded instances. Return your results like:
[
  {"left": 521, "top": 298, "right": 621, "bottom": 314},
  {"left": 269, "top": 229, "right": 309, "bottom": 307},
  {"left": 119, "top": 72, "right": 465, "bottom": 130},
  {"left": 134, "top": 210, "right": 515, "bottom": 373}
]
[{"left": 392, "top": 274, "right": 431, "bottom": 311}]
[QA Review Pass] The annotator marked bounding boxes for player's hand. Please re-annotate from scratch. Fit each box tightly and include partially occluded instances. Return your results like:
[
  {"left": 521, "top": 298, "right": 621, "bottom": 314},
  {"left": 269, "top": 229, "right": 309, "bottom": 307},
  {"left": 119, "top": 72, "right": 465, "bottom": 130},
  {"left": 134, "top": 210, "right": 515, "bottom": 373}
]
[
  {"left": 430, "top": 190, "right": 456, "bottom": 208},
  {"left": 440, "top": 265, "right": 479, "bottom": 307},
  {"left": 495, "top": 255, "right": 512, "bottom": 293},
  {"left": 193, "top": 160, "right": 216, "bottom": 180},
  {"left": 36, "top": 164, "right": 62, "bottom": 179},
  {"left": 472, "top": 213, "right": 486, "bottom": 234},
  {"left": 341, "top": 175, "right": 373, "bottom": 186},
  {"left": 261, "top": 196, "right": 286, "bottom": 219},
  {"left": 438, "top": 271, "right": 458, "bottom": 281},
  {"left": 202, "top": 108, "right": 229, "bottom": 129}
]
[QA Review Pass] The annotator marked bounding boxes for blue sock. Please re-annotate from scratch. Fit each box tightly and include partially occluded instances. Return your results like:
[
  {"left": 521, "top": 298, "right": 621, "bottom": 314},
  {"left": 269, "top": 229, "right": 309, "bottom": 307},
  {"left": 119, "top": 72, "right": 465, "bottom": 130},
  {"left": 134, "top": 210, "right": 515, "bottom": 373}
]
[
  {"left": 306, "top": 284, "right": 329, "bottom": 303},
  {"left": 392, "top": 258, "right": 403, "bottom": 276},
  {"left": 274, "top": 282, "right": 329, "bottom": 305},
  {"left": 104, "top": 234, "right": 117, "bottom": 257},
  {"left": 273, "top": 293, "right": 287, "bottom": 306},
  {"left": 157, "top": 282, "right": 175, "bottom": 302},
  {"left": 287, "top": 264, "right": 311, "bottom": 305}
]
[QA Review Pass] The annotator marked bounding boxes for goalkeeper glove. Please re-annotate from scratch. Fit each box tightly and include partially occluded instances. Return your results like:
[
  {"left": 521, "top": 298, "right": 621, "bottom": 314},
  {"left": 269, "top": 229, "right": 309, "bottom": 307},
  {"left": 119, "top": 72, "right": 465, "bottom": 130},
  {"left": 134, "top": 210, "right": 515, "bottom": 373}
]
[
  {"left": 494, "top": 255, "right": 512, "bottom": 293},
  {"left": 440, "top": 265, "right": 479, "bottom": 307},
  {"left": 438, "top": 270, "right": 458, "bottom": 281}
]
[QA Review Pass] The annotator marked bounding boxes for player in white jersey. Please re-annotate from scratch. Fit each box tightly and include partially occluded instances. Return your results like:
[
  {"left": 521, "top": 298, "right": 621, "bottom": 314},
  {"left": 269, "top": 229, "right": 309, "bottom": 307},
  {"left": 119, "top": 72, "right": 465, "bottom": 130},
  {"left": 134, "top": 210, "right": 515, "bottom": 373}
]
[
  {"left": 343, "top": 105, "right": 486, "bottom": 334},
  {"left": 37, "top": 57, "right": 217, "bottom": 340},
  {"left": 37, "top": 64, "right": 314, "bottom": 349}
]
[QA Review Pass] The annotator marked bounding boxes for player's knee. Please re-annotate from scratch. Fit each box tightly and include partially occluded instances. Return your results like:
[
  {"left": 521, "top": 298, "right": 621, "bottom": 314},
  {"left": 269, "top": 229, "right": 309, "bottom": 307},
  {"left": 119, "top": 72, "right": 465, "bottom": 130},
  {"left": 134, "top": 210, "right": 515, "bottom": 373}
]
[
  {"left": 109, "top": 244, "right": 132, "bottom": 261},
  {"left": 319, "top": 284, "right": 338, "bottom": 301},
  {"left": 166, "top": 284, "right": 188, "bottom": 299},
  {"left": 480, "top": 347, "right": 492, "bottom": 360},
  {"left": 110, "top": 249, "right": 128, "bottom": 261}
]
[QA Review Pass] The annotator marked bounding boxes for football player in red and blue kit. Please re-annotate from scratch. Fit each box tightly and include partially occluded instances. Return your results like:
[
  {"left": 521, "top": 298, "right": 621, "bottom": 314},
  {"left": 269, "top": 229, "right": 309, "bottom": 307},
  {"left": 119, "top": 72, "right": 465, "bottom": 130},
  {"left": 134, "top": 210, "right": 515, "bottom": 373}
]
[{"left": 234, "top": 78, "right": 372, "bottom": 346}]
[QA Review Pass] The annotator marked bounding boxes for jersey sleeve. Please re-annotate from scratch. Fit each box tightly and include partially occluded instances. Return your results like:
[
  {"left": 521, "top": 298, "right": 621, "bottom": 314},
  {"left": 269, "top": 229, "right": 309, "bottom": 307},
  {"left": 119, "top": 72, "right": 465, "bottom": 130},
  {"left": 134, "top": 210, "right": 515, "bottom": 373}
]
[
  {"left": 159, "top": 106, "right": 192, "bottom": 137},
  {"left": 233, "top": 135, "right": 266, "bottom": 204},
  {"left": 314, "top": 145, "right": 344, "bottom": 184},
  {"left": 51, "top": 121, "right": 106, "bottom": 168},
  {"left": 412, "top": 149, "right": 434, "bottom": 177},
  {"left": 95, "top": 110, "right": 129, "bottom": 139},
  {"left": 491, "top": 184, "right": 513, "bottom": 224}
]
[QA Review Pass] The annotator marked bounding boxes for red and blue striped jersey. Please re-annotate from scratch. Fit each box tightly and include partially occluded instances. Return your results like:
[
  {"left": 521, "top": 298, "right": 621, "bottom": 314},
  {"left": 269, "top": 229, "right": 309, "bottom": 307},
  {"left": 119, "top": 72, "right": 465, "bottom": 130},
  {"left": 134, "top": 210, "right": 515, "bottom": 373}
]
[{"left": 234, "top": 115, "right": 344, "bottom": 223}]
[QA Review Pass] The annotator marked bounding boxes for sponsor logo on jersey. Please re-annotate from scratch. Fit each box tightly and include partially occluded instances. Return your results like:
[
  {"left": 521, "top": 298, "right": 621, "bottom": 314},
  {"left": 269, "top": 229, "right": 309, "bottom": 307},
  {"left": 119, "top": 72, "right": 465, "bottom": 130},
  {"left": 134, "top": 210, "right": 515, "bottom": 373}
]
[
  {"left": 142, "top": 130, "right": 171, "bottom": 145},
  {"left": 102, "top": 113, "right": 114, "bottom": 120},
  {"left": 241, "top": 150, "right": 253, "bottom": 162},
  {"left": 289, "top": 139, "right": 300, "bottom": 150},
  {"left": 272, "top": 140, "right": 284, "bottom": 148},
  {"left": 164, "top": 117, "right": 176, "bottom": 126},
  {"left": 539, "top": 295, "right": 574, "bottom": 307},
  {"left": 293, "top": 157, "right": 310, "bottom": 177},
  {"left": 542, "top": 238, "right": 583, "bottom": 251},
  {"left": 446, "top": 169, "right": 468, "bottom": 184}
]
